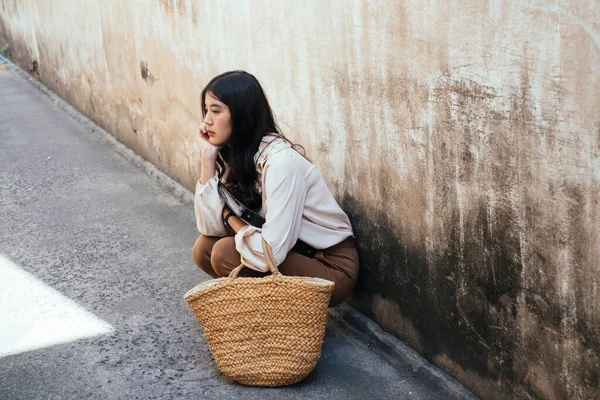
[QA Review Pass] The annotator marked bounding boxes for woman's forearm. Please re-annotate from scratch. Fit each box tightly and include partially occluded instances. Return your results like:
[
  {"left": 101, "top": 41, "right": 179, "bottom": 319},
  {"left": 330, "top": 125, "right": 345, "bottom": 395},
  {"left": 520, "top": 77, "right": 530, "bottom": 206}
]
[
  {"left": 222, "top": 206, "right": 247, "bottom": 233},
  {"left": 228, "top": 215, "right": 246, "bottom": 233},
  {"left": 200, "top": 156, "right": 217, "bottom": 184}
]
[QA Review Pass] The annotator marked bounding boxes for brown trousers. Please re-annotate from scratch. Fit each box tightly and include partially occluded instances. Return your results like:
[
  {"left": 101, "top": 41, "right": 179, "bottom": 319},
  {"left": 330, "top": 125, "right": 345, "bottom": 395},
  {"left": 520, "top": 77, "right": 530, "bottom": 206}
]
[{"left": 192, "top": 235, "right": 359, "bottom": 307}]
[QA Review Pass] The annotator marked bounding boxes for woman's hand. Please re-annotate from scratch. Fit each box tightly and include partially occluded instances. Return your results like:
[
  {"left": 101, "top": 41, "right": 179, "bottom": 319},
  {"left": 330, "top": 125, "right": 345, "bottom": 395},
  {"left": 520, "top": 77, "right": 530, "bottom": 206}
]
[
  {"left": 198, "top": 124, "right": 219, "bottom": 184},
  {"left": 197, "top": 124, "right": 220, "bottom": 162}
]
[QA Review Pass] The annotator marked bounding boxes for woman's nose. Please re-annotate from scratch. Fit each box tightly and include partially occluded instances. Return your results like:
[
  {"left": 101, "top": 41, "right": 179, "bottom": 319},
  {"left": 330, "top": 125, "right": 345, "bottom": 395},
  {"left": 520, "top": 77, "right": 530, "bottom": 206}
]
[{"left": 203, "top": 115, "right": 212, "bottom": 125}]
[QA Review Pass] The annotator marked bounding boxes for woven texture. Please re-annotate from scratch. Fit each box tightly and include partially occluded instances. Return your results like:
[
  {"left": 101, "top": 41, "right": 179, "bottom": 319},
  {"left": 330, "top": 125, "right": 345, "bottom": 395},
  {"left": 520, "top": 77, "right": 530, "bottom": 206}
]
[{"left": 184, "top": 239, "right": 334, "bottom": 386}]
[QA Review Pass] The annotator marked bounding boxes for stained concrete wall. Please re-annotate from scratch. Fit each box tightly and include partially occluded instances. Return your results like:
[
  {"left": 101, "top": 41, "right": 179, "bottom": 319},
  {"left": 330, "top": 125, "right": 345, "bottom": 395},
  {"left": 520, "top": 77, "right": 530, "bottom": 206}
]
[{"left": 1, "top": 0, "right": 598, "bottom": 398}]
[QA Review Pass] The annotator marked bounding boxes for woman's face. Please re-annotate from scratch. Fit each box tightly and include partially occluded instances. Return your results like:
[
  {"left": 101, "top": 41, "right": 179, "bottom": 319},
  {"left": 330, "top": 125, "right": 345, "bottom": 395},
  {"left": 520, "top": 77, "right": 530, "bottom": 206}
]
[{"left": 203, "top": 92, "right": 232, "bottom": 146}]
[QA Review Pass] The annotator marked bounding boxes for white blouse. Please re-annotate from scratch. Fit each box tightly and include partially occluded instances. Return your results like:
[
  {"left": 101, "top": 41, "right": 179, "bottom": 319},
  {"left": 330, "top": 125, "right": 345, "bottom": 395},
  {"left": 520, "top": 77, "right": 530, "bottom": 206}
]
[{"left": 194, "top": 135, "right": 354, "bottom": 272}]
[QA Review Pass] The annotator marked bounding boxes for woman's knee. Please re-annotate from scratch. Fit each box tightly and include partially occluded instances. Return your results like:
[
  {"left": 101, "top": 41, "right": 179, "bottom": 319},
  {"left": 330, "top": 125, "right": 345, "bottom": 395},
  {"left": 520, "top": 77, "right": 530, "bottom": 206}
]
[
  {"left": 210, "top": 237, "right": 240, "bottom": 277},
  {"left": 192, "top": 235, "right": 209, "bottom": 266},
  {"left": 192, "top": 235, "right": 217, "bottom": 276}
]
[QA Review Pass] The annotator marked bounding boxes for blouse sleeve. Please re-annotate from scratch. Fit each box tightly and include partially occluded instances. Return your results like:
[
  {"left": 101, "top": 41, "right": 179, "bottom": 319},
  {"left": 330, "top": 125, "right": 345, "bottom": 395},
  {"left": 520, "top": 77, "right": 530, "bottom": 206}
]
[
  {"left": 234, "top": 152, "right": 308, "bottom": 272},
  {"left": 194, "top": 175, "right": 228, "bottom": 236}
]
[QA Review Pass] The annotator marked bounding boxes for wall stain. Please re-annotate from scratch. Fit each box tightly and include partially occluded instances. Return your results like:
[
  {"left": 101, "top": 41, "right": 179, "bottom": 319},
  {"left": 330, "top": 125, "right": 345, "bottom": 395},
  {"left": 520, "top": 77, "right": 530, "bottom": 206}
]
[{"left": 336, "top": 65, "right": 599, "bottom": 399}]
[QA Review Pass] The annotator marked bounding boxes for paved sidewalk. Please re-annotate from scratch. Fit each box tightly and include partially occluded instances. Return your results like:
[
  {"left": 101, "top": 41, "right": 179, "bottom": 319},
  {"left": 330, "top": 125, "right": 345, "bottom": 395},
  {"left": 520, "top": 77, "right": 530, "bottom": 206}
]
[{"left": 0, "top": 60, "right": 477, "bottom": 400}]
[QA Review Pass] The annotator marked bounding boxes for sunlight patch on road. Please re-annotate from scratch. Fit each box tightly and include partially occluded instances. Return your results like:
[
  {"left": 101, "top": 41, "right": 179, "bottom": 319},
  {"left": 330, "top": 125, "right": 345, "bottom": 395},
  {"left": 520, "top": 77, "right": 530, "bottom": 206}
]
[{"left": 0, "top": 254, "right": 114, "bottom": 357}]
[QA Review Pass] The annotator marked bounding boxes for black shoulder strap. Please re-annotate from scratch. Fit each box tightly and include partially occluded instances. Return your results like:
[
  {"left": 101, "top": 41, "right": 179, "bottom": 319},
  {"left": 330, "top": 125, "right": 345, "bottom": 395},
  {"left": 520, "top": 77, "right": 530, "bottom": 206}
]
[{"left": 217, "top": 183, "right": 266, "bottom": 228}]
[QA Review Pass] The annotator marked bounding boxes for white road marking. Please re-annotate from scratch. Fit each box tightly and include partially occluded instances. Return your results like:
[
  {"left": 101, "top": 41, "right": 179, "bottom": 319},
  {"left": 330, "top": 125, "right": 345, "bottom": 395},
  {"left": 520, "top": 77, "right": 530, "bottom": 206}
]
[{"left": 0, "top": 254, "right": 114, "bottom": 357}]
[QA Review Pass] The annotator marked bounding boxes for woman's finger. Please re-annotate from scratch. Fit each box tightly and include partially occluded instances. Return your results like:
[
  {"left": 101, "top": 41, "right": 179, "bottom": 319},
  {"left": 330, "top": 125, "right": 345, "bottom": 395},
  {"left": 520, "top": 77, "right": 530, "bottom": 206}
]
[{"left": 197, "top": 125, "right": 209, "bottom": 140}]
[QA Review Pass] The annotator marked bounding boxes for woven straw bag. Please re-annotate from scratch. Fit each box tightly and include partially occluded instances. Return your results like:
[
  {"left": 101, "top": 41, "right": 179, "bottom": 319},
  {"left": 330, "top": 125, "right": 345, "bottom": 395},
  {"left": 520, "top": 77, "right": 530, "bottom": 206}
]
[{"left": 184, "top": 239, "right": 335, "bottom": 386}]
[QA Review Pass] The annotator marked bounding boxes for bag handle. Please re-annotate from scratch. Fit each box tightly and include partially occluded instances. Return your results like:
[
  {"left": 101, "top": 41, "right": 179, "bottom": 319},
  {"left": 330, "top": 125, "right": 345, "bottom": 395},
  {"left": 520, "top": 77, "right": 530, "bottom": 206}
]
[{"left": 228, "top": 238, "right": 281, "bottom": 278}]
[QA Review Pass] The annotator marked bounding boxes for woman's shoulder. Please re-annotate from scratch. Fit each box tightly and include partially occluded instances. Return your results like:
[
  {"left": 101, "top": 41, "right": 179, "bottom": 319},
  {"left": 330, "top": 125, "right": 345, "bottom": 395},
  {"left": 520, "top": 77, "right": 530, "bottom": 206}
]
[{"left": 256, "top": 135, "right": 298, "bottom": 169}]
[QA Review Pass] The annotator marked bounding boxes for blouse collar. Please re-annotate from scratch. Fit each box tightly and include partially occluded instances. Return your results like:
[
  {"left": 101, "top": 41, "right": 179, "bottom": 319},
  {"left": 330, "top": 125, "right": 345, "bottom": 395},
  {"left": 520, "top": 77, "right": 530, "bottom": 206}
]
[{"left": 254, "top": 134, "right": 292, "bottom": 173}]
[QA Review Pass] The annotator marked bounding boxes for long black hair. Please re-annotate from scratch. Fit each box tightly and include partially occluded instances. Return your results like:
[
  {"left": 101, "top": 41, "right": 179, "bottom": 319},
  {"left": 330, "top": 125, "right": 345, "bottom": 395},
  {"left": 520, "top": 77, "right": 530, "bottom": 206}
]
[{"left": 201, "top": 70, "right": 304, "bottom": 211}]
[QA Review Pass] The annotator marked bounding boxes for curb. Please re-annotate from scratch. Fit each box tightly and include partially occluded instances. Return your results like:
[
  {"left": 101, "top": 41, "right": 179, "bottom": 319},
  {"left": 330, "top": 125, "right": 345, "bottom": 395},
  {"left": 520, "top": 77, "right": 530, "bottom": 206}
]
[
  {"left": 1, "top": 54, "right": 477, "bottom": 399},
  {"left": 329, "top": 304, "right": 478, "bottom": 399}
]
